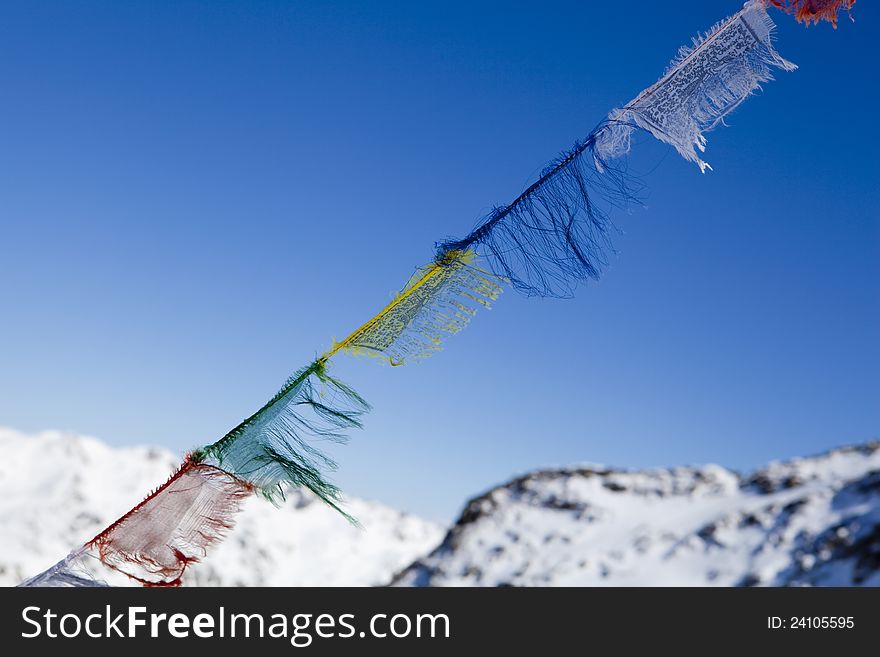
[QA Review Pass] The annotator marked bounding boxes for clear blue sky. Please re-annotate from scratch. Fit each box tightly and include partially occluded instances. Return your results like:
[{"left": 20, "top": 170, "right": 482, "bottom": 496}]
[{"left": 1, "top": 1, "right": 876, "bottom": 521}]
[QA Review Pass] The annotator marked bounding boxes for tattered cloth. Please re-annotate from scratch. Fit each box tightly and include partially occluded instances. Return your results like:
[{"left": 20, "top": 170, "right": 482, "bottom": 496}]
[
  {"left": 768, "top": 0, "right": 856, "bottom": 27},
  {"left": 595, "top": 0, "right": 796, "bottom": 172}
]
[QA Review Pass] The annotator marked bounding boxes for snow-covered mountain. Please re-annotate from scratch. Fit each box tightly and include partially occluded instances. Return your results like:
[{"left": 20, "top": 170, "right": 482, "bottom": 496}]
[
  {"left": 3, "top": 427, "right": 879, "bottom": 587},
  {"left": 0, "top": 428, "right": 443, "bottom": 586},
  {"left": 392, "top": 443, "right": 880, "bottom": 586}
]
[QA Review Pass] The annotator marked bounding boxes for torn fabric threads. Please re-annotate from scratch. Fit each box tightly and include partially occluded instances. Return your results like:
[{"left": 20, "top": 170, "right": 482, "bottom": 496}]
[
  {"left": 435, "top": 137, "right": 637, "bottom": 298},
  {"left": 195, "top": 253, "right": 496, "bottom": 515},
  {"left": 768, "top": 0, "right": 855, "bottom": 27},
  {"left": 195, "top": 359, "right": 368, "bottom": 516},
  {"left": 325, "top": 249, "right": 502, "bottom": 365},
  {"left": 595, "top": 0, "right": 796, "bottom": 172},
  {"left": 86, "top": 459, "right": 252, "bottom": 587},
  {"left": 190, "top": 253, "right": 497, "bottom": 522}
]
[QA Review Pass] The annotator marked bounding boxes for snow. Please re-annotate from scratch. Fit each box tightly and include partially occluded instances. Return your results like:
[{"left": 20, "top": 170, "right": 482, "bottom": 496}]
[
  {"left": 3, "top": 426, "right": 878, "bottom": 587},
  {"left": 0, "top": 427, "right": 443, "bottom": 586},
  {"left": 393, "top": 444, "right": 880, "bottom": 587}
]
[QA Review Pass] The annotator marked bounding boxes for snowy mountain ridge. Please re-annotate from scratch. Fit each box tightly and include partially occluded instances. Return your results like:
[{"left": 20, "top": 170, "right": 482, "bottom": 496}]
[
  {"left": 393, "top": 442, "right": 880, "bottom": 586},
  {"left": 0, "top": 427, "right": 443, "bottom": 586},
  {"left": 2, "top": 427, "right": 878, "bottom": 586}
]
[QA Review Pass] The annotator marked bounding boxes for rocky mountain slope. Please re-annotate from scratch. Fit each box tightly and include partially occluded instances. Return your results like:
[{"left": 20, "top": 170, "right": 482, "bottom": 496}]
[{"left": 392, "top": 443, "right": 880, "bottom": 586}]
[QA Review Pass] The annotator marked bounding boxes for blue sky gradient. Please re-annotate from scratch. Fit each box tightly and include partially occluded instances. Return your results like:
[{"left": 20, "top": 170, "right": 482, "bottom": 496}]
[{"left": 1, "top": 1, "right": 877, "bottom": 520}]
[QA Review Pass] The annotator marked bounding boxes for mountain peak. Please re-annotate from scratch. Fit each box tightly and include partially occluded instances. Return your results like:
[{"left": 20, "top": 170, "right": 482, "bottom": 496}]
[
  {"left": 0, "top": 427, "right": 443, "bottom": 586},
  {"left": 392, "top": 442, "right": 880, "bottom": 587}
]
